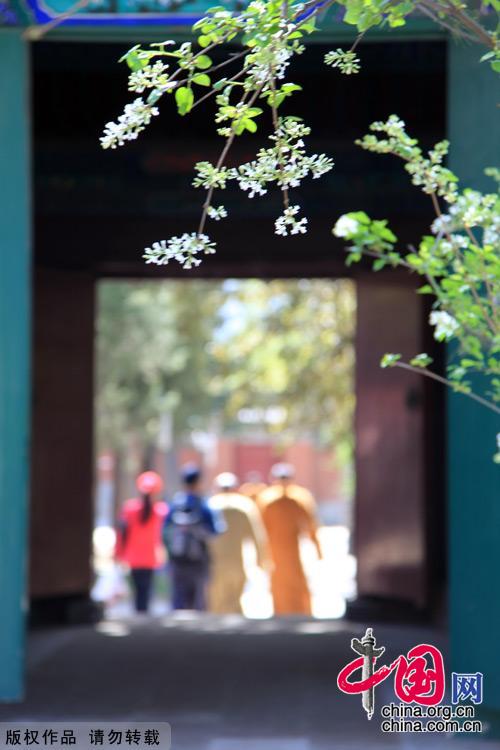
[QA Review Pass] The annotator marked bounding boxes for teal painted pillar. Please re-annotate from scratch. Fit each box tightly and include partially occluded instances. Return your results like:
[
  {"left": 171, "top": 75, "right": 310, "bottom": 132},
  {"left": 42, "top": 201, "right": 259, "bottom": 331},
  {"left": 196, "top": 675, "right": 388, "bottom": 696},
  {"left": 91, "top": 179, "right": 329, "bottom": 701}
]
[
  {"left": 448, "top": 42, "right": 500, "bottom": 714},
  {"left": 0, "top": 30, "right": 31, "bottom": 701}
]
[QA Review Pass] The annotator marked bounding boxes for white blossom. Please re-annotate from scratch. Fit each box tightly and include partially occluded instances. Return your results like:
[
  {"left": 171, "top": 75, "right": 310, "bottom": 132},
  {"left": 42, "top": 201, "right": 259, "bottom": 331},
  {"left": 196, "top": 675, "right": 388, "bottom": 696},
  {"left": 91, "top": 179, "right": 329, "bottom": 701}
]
[
  {"left": 429, "top": 310, "right": 460, "bottom": 341},
  {"left": 207, "top": 205, "right": 228, "bottom": 221},
  {"left": 101, "top": 98, "right": 159, "bottom": 149},
  {"left": 193, "top": 162, "right": 232, "bottom": 190},
  {"left": 246, "top": 44, "right": 294, "bottom": 85},
  {"left": 484, "top": 214, "right": 500, "bottom": 246},
  {"left": 143, "top": 233, "right": 216, "bottom": 269},
  {"left": 235, "top": 117, "right": 333, "bottom": 198},
  {"left": 275, "top": 205, "right": 308, "bottom": 236},
  {"left": 309, "top": 153, "right": 335, "bottom": 179},
  {"left": 128, "top": 61, "right": 172, "bottom": 93},
  {"left": 324, "top": 49, "right": 360, "bottom": 75},
  {"left": 333, "top": 215, "right": 360, "bottom": 238},
  {"left": 431, "top": 214, "right": 453, "bottom": 235}
]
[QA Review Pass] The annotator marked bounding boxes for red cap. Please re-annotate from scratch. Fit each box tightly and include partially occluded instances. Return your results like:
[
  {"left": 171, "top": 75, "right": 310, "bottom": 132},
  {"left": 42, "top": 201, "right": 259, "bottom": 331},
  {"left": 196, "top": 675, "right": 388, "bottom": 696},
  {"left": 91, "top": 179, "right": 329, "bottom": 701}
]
[{"left": 136, "top": 471, "right": 164, "bottom": 495}]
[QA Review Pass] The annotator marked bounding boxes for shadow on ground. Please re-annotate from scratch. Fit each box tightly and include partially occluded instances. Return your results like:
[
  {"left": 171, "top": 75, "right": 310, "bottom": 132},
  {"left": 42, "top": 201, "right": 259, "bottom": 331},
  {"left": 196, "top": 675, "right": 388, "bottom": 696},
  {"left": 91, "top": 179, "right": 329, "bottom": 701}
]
[{"left": 0, "top": 616, "right": 496, "bottom": 749}]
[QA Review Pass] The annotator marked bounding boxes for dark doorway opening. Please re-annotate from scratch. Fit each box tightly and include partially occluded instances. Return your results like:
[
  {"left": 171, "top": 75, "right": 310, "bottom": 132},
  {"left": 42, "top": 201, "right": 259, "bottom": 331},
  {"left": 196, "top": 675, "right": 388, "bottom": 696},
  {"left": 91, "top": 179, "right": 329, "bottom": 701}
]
[{"left": 29, "top": 37, "right": 446, "bottom": 625}]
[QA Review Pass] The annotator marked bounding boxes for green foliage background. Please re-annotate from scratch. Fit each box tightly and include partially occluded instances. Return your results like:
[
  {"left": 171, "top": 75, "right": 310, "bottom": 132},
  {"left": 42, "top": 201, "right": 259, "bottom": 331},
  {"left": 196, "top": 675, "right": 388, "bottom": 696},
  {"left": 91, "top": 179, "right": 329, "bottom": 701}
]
[{"left": 96, "top": 278, "right": 356, "bottom": 467}]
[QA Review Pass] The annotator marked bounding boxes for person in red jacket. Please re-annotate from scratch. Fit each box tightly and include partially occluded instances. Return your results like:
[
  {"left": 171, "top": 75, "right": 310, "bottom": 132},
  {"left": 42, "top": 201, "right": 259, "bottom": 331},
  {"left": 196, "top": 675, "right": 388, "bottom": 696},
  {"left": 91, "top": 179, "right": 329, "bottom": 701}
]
[{"left": 116, "top": 471, "right": 168, "bottom": 613}]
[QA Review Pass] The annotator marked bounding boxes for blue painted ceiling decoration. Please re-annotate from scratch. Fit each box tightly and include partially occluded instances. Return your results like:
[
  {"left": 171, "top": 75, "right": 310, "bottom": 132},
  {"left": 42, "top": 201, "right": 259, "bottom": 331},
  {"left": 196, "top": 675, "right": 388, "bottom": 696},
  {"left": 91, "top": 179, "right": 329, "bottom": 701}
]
[
  {"left": 25, "top": 0, "right": 245, "bottom": 26},
  {"left": 0, "top": 0, "right": 21, "bottom": 24}
]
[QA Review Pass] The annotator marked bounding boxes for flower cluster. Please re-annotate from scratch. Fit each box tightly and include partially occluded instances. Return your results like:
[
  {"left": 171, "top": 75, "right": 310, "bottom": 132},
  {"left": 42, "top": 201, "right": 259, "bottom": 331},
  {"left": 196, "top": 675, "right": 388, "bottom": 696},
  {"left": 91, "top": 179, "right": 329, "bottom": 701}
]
[
  {"left": 207, "top": 205, "right": 228, "bottom": 221},
  {"left": 324, "top": 48, "right": 361, "bottom": 74},
  {"left": 246, "top": 43, "right": 295, "bottom": 86},
  {"left": 242, "top": 8, "right": 307, "bottom": 89},
  {"left": 356, "top": 115, "right": 458, "bottom": 203},
  {"left": 333, "top": 214, "right": 360, "bottom": 238},
  {"left": 128, "top": 61, "right": 172, "bottom": 93},
  {"left": 143, "top": 233, "right": 216, "bottom": 269},
  {"left": 101, "top": 0, "right": 329, "bottom": 263},
  {"left": 193, "top": 162, "right": 233, "bottom": 190},
  {"left": 430, "top": 187, "right": 500, "bottom": 256},
  {"left": 429, "top": 310, "right": 460, "bottom": 341},
  {"left": 101, "top": 98, "right": 159, "bottom": 149},
  {"left": 275, "top": 205, "right": 308, "bottom": 236},
  {"left": 334, "top": 120, "right": 500, "bottom": 427},
  {"left": 234, "top": 119, "right": 333, "bottom": 199}
]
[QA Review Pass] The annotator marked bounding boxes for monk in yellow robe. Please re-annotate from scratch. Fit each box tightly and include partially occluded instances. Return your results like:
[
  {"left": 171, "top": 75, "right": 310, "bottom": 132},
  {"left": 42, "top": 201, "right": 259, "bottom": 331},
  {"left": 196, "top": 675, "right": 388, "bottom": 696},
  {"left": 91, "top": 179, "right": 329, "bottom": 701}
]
[
  {"left": 208, "top": 472, "right": 268, "bottom": 614},
  {"left": 259, "top": 463, "right": 322, "bottom": 616}
]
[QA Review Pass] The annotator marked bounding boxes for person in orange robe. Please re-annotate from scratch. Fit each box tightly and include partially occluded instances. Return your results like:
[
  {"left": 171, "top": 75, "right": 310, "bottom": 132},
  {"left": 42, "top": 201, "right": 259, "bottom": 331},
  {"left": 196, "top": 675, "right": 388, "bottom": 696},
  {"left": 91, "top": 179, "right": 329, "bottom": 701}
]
[{"left": 258, "top": 463, "right": 322, "bottom": 616}]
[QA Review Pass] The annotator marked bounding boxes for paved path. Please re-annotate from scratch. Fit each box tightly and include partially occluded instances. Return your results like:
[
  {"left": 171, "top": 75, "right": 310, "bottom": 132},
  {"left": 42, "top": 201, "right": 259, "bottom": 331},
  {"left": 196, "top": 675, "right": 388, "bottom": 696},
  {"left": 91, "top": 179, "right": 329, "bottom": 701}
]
[{"left": 0, "top": 616, "right": 497, "bottom": 749}]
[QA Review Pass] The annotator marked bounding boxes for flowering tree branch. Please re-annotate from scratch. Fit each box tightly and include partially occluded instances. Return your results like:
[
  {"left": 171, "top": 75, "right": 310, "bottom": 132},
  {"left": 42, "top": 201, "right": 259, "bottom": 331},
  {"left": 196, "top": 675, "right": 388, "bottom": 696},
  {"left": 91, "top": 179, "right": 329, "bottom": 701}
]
[
  {"left": 333, "top": 117, "right": 500, "bottom": 425},
  {"left": 100, "top": 0, "right": 499, "bottom": 269}
]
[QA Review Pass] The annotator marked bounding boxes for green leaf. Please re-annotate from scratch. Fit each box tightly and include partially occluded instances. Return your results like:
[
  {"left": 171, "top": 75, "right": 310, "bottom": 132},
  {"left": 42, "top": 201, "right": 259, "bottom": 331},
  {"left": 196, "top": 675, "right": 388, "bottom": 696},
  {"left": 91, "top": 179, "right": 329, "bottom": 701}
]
[
  {"left": 198, "top": 35, "right": 212, "bottom": 48},
  {"left": 300, "top": 16, "right": 316, "bottom": 33},
  {"left": 345, "top": 251, "right": 361, "bottom": 266},
  {"left": 193, "top": 73, "right": 211, "bottom": 87},
  {"left": 175, "top": 86, "right": 194, "bottom": 115},
  {"left": 378, "top": 225, "right": 397, "bottom": 242},
  {"left": 410, "top": 353, "right": 433, "bottom": 368},
  {"left": 389, "top": 17, "right": 405, "bottom": 27},
  {"left": 120, "top": 45, "right": 140, "bottom": 67},
  {"left": 195, "top": 54, "right": 212, "bottom": 69},
  {"left": 192, "top": 17, "right": 207, "bottom": 30},
  {"left": 242, "top": 33, "right": 257, "bottom": 47},
  {"left": 381, "top": 353, "right": 402, "bottom": 368},
  {"left": 349, "top": 211, "right": 371, "bottom": 225},
  {"left": 120, "top": 46, "right": 149, "bottom": 72},
  {"left": 244, "top": 119, "right": 257, "bottom": 133}
]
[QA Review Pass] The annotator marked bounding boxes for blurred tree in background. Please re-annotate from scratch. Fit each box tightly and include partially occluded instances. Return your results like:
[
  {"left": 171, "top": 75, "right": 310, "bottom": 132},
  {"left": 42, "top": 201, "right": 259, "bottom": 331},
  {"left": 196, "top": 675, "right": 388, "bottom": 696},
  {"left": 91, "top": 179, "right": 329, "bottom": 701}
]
[
  {"left": 96, "top": 280, "right": 223, "bottom": 461},
  {"left": 210, "top": 279, "right": 355, "bottom": 460},
  {"left": 96, "top": 278, "right": 355, "bottom": 471}
]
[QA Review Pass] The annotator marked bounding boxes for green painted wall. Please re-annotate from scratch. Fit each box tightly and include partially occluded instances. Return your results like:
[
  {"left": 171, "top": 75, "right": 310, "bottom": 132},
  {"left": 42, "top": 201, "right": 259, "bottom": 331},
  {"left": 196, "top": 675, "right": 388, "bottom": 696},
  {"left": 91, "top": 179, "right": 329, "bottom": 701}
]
[
  {"left": 0, "top": 30, "right": 31, "bottom": 701},
  {"left": 448, "top": 42, "right": 500, "bottom": 711}
]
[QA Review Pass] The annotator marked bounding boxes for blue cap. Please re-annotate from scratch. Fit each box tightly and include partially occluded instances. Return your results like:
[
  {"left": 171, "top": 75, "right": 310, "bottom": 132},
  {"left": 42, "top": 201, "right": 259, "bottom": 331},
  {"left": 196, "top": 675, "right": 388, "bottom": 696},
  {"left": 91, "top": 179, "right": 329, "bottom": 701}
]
[{"left": 181, "top": 462, "right": 201, "bottom": 485}]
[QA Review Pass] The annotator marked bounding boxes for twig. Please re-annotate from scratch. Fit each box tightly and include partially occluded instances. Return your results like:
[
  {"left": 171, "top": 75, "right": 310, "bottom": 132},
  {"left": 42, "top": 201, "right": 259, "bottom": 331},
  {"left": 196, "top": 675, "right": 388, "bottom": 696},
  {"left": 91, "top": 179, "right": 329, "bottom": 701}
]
[
  {"left": 197, "top": 83, "right": 265, "bottom": 235},
  {"left": 394, "top": 361, "right": 500, "bottom": 415},
  {"left": 417, "top": 1, "right": 476, "bottom": 41},
  {"left": 23, "top": 0, "right": 90, "bottom": 39},
  {"left": 441, "top": 0, "right": 496, "bottom": 49},
  {"left": 191, "top": 68, "right": 247, "bottom": 111},
  {"left": 269, "top": 71, "right": 290, "bottom": 211},
  {"left": 350, "top": 30, "right": 367, "bottom": 52}
]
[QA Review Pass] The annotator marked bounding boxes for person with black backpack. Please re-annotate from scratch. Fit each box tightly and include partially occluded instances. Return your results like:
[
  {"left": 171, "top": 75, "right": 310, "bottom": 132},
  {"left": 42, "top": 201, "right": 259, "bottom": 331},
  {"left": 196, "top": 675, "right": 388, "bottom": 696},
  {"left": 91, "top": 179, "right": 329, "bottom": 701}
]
[{"left": 164, "top": 463, "right": 226, "bottom": 611}]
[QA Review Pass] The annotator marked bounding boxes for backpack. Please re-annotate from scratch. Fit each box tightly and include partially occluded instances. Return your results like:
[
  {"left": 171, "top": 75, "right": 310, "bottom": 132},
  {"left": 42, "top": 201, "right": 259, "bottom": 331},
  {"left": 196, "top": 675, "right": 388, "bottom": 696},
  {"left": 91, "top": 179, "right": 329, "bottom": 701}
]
[{"left": 164, "top": 494, "right": 209, "bottom": 564}]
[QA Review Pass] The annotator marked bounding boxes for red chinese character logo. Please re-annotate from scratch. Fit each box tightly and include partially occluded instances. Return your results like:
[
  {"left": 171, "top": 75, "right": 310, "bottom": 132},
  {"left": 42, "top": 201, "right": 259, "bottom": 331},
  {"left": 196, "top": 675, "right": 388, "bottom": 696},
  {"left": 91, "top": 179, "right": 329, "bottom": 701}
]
[
  {"left": 394, "top": 644, "right": 445, "bottom": 705},
  {"left": 337, "top": 628, "right": 445, "bottom": 719}
]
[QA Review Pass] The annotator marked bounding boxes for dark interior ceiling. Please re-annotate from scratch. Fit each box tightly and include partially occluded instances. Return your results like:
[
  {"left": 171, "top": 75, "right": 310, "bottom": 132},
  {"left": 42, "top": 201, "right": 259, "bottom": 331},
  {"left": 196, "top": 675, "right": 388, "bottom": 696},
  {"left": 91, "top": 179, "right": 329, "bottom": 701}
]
[{"left": 32, "top": 39, "right": 446, "bottom": 277}]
